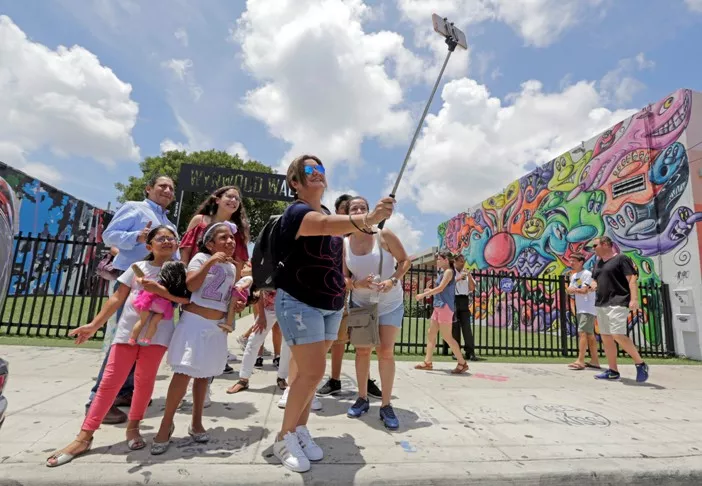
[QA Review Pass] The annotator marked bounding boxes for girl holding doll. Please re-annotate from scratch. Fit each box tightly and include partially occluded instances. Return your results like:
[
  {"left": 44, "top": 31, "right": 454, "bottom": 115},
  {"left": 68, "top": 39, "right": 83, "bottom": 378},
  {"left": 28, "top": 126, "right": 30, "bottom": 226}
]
[
  {"left": 151, "top": 221, "right": 246, "bottom": 455},
  {"left": 46, "top": 226, "right": 186, "bottom": 467}
]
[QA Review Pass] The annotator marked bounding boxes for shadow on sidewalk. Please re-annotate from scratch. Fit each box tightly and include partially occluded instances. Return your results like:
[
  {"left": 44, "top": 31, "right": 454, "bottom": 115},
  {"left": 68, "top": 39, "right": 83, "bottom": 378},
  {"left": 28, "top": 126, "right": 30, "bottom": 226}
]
[{"left": 260, "top": 432, "right": 366, "bottom": 484}]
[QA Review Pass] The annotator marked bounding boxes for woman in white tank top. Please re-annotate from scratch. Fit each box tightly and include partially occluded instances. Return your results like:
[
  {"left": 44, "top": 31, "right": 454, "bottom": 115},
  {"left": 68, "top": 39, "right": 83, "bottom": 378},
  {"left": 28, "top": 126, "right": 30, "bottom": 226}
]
[{"left": 343, "top": 196, "right": 410, "bottom": 430}]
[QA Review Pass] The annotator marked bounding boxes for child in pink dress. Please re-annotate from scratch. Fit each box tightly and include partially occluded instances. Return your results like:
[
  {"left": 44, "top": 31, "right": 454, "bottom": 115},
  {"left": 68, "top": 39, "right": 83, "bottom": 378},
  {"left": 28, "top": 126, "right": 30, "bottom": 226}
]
[{"left": 129, "top": 261, "right": 189, "bottom": 346}]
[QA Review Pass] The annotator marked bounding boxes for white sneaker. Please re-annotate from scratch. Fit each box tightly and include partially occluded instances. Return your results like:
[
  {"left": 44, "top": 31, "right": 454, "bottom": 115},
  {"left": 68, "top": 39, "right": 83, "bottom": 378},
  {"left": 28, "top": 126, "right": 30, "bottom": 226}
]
[
  {"left": 278, "top": 387, "right": 289, "bottom": 409},
  {"left": 261, "top": 346, "right": 273, "bottom": 356},
  {"left": 295, "top": 425, "right": 323, "bottom": 461},
  {"left": 227, "top": 352, "right": 239, "bottom": 362},
  {"left": 180, "top": 384, "right": 212, "bottom": 409},
  {"left": 273, "top": 431, "right": 310, "bottom": 473},
  {"left": 311, "top": 396, "right": 322, "bottom": 411}
]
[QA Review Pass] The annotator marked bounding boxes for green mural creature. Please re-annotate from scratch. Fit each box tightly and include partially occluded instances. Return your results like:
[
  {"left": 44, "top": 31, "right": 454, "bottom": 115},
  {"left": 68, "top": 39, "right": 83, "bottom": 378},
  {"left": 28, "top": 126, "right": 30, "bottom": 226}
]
[{"left": 548, "top": 150, "right": 592, "bottom": 192}]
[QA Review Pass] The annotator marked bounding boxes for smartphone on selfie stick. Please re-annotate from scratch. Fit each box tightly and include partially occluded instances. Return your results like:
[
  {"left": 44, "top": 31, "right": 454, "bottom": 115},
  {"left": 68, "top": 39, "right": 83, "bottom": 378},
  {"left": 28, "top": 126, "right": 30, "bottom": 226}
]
[{"left": 377, "top": 15, "right": 467, "bottom": 230}]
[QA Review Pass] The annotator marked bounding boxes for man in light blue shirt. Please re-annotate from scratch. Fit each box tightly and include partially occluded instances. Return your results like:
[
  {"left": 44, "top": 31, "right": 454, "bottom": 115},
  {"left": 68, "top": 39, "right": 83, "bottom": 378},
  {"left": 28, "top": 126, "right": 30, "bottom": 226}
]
[{"left": 86, "top": 175, "right": 178, "bottom": 424}]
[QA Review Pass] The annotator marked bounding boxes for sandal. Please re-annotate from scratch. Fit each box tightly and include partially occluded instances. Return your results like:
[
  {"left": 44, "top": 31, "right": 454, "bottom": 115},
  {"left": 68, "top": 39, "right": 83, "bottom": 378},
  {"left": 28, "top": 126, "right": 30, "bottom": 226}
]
[
  {"left": 451, "top": 362, "right": 470, "bottom": 374},
  {"left": 150, "top": 423, "right": 175, "bottom": 456},
  {"left": 188, "top": 425, "right": 210, "bottom": 443},
  {"left": 568, "top": 363, "right": 586, "bottom": 370},
  {"left": 276, "top": 378, "right": 288, "bottom": 390},
  {"left": 414, "top": 362, "right": 433, "bottom": 370},
  {"left": 126, "top": 427, "right": 146, "bottom": 451},
  {"left": 226, "top": 379, "right": 249, "bottom": 394},
  {"left": 585, "top": 362, "right": 602, "bottom": 370},
  {"left": 46, "top": 437, "right": 93, "bottom": 467}
]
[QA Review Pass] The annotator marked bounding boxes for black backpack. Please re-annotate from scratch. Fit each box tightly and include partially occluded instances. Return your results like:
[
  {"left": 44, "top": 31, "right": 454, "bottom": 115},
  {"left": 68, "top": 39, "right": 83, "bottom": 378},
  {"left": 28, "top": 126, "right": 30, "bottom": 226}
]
[{"left": 251, "top": 214, "right": 284, "bottom": 292}]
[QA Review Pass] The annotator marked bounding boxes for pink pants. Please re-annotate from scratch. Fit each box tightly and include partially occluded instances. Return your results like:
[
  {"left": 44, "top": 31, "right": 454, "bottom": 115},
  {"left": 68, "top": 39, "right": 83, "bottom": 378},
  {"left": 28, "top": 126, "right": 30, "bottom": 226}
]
[{"left": 82, "top": 343, "right": 166, "bottom": 431}]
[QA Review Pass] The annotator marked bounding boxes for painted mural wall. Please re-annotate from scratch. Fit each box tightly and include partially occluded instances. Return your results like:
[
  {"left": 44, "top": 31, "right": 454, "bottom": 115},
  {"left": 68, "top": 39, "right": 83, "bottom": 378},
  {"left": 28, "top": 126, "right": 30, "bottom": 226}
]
[
  {"left": 0, "top": 161, "right": 112, "bottom": 297},
  {"left": 438, "top": 88, "right": 702, "bottom": 359}
]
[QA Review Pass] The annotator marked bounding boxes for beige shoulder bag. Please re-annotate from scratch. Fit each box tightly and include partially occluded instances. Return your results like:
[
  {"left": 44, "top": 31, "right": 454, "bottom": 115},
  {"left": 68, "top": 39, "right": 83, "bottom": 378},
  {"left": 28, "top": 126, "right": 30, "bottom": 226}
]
[{"left": 347, "top": 232, "right": 384, "bottom": 347}]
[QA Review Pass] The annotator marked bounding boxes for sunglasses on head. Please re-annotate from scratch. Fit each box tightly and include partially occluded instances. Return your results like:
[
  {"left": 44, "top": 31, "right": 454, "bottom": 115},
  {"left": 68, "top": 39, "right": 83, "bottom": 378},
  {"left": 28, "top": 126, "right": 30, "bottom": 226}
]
[{"left": 304, "top": 165, "right": 325, "bottom": 176}]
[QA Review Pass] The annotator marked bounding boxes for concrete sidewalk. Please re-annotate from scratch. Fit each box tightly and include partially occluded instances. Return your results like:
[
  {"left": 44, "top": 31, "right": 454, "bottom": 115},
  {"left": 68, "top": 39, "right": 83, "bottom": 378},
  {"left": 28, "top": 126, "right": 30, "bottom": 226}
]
[{"left": 1, "top": 318, "right": 701, "bottom": 485}]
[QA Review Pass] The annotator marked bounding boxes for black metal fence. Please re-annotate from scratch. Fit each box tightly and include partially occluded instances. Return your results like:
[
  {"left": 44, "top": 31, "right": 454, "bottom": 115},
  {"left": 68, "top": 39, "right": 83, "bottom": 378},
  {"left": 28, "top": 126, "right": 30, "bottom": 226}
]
[
  {"left": 398, "top": 267, "right": 675, "bottom": 358},
  {"left": 1, "top": 233, "right": 110, "bottom": 339}
]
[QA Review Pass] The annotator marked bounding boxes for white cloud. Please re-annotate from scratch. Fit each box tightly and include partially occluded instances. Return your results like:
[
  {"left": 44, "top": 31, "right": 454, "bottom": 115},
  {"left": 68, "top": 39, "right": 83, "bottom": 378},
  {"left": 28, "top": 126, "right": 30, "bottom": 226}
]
[
  {"left": 161, "top": 58, "right": 192, "bottom": 80},
  {"left": 160, "top": 113, "right": 210, "bottom": 153},
  {"left": 398, "top": 77, "right": 637, "bottom": 215},
  {"left": 397, "top": 0, "right": 604, "bottom": 48},
  {"left": 235, "top": 0, "right": 415, "bottom": 171},
  {"left": 685, "top": 0, "right": 702, "bottom": 12},
  {"left": 161, "top": 58, "right": 203, "bottom": 101},
  {"left": 0, "top": 15, "right": 140, "bottom": 170},
  {"left": 599, "top": 52, "right": 655, "bottom": 106},
  {"left": 0, "top": 142, "right": 63, "bottom": 184},
  {"left": 174, "top": 27, "right": 189, "bottom": 47},
  {"left": 225, "top": 142, "right": 250, "bottom": 161}
]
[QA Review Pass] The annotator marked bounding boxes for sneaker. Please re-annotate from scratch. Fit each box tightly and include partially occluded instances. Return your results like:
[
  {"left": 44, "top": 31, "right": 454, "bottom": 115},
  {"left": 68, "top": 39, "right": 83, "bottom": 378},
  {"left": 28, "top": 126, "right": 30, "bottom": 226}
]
[
  {"left": 227, "top": 352, "right": 239, "bottom": 362},
  {"left": 311, "top": 396, "right": 322, "bottom": 411},
  {"left": 367, "top": 379, "right": 382, "bottom": 399},
  {"left": 379, "top": 404, "right": 400, "bottom": 430},
  {"left": 87, "top": 403, "right": 127, "bottom": 424},
  {"left": 255, "top": 357, "right": 264, "bottom": 368},
  {"left": 347, "top": 397, "right": 370, "bottom": 418},
  {"left": 222, "top": 364, "right": 235, "bottom": 374},
  {"left": 273, "top": 356, "right": 280, "bottom": 368},
  {"left": 316, "top": 378, "right": 341, "bottom": 396},
  {"left": 181, "top": 385, "right": 212, "bottom": 408},
  {"left": 295, "top": 425, "right": 323, "bottom": 461},
  {"left": 273, "top": 431, "right": 310, "bottom": 473},
  {"left": 278, "top": 387, "right": 289, "bottom": 409},
  {"left": 261, "top": 346, "right": 273, "bottom": 356},
  {"left": 204, "top": 385, "right": 212, "bottom": 408},
  {"left": 635, "top": 362, "right": 649, "bottom": 383},
  {"left": 237, "top": 334, "right": 248, "bottom": 347},
  {"left": 594, "top": 369, "right": 621, "bottom": 380}
]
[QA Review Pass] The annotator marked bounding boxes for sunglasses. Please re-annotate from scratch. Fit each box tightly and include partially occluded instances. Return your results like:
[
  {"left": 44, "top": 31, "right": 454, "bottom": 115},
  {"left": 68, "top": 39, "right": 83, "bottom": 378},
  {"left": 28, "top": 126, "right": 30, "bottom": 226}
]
[
  {"left": 304, "top": 165, "right": 326, "bottom": 176},
  {"left": 152, "top": 236, "right": 177, "bottom": 243}
]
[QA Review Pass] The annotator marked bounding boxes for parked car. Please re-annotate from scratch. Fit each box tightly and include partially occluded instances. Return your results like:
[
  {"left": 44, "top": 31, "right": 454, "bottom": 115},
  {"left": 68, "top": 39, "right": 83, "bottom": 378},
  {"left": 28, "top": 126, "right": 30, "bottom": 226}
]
[
  {"left": 0, "top": 174, "right": 18, "bottom": 430},
  {"left": 0, "top": 357, "right": 7, "bottom": 429}
]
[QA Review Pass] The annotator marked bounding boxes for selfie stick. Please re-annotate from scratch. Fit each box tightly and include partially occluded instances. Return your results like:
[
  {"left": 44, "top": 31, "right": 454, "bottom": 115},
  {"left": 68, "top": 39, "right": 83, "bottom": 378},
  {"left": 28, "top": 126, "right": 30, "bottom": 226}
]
[{"left": 378, "top": 18, "right": 464, "bottom": 229}]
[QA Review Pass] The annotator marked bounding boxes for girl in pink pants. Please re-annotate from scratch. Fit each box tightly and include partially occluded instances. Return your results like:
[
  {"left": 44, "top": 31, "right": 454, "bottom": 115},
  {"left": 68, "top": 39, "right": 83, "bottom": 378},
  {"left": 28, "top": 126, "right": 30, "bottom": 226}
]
[{"left": 46, "top": 226, "right": 189, "bottom": 467}]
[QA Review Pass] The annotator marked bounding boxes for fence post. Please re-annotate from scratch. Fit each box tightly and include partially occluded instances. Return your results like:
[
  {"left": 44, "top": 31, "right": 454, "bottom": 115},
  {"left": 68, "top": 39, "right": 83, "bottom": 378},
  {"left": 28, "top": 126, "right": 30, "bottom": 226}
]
[
  {"left": 660, "top": 282, "right": 676, "bottom": 356},
  {"left": 558, "top": 275, "right": 568, "bottom": 357}
]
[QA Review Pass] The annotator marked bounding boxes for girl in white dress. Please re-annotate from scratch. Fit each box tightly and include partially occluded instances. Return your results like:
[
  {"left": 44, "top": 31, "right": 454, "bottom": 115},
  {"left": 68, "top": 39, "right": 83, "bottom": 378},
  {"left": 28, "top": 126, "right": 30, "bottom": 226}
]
[{"left": 151, "top": 221, "right": 243, "bottom": 454}]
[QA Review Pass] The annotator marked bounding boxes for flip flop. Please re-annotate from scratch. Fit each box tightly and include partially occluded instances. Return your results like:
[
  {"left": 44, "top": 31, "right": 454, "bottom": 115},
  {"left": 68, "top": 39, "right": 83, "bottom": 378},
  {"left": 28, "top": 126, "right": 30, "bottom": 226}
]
[
  {"left": 568, "top": 363, "right": 585, "bottom": 370},
  {"left": 585, "top": 362, "right": 602, "bottom": 369},
  {"left": 226, "top": 379, "right": 249, "bottom": 394}
]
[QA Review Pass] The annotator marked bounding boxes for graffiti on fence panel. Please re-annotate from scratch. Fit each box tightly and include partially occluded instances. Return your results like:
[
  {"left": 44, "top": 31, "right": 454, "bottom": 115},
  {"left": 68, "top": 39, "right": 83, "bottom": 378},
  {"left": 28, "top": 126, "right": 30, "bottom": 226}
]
[
  {"left": 438, "top": 89, "right": 698, "bottom": 346},
  {"left": 0, "top": 162, "right": 112, "bottom": 296}
]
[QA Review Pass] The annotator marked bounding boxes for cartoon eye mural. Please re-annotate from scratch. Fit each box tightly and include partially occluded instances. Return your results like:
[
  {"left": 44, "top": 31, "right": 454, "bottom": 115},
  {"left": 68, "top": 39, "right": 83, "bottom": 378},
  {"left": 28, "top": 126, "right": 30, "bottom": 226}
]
[
  {"left": 659, "top": 96, "right": 674, "bottom": 115},
  {"left": 617, "top": 214, "right": 626, "bottom": 226},
  {"left": 607, "top": 216, "right": 619, "bottom": 230},
  {"left": 587, "top": 198, "right": 595, "bottom": 212},
  {"left": 625, "top": 205, "right": 635, "bottom": 222},
  {"left": 642, "top": 260, "right": 652, "bottom": 274}
]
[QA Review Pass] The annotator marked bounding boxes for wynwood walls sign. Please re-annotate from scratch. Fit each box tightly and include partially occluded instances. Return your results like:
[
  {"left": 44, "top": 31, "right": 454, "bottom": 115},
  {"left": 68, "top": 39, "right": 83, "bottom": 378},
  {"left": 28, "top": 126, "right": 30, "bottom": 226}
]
[{"left": 174, "top": 164, "right": 294, "bottom": 224}]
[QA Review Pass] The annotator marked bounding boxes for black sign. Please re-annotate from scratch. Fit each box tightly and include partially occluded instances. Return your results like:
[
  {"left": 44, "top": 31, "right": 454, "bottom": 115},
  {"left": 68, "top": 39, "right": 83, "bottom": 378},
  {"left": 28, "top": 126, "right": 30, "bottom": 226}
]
[{"left": 177, "top": 164, "right": 294, "bottom": 202}]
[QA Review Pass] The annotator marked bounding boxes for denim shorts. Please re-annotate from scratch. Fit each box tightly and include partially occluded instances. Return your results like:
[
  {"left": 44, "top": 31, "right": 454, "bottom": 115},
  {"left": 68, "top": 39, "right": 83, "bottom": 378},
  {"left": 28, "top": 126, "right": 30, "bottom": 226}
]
[
  {"left": 275, "top": 289, "right": 344, "bottom": 346},
  {"left": 349, "top": 302, "right": 405, "bottom": 328}
]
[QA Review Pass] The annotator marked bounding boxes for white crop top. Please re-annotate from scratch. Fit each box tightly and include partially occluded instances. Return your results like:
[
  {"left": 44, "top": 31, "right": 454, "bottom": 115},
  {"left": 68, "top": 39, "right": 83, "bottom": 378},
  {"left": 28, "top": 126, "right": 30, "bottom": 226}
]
[
  {"left": 344, "top": 234, "right": 403, "bottom": 316},
  {"left": 187, "top": 252, "right": 237, "bottom": 313}
]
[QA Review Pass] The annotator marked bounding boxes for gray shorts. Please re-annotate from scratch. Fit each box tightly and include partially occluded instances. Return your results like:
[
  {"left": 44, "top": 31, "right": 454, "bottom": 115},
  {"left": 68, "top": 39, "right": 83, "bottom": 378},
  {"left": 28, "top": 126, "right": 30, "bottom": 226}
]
[
  {"left": 596, "top": 306, "right": 629, "bottom": 335},
  {"left": 577, "top": 313, "right": 596, "bottom": 334}
]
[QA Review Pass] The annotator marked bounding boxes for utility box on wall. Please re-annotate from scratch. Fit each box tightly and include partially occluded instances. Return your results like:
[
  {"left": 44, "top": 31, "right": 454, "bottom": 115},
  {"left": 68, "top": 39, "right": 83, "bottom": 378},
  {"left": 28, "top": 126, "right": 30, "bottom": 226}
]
[{"left": 671, "top": 289, "right": 700, "bottom": 359}]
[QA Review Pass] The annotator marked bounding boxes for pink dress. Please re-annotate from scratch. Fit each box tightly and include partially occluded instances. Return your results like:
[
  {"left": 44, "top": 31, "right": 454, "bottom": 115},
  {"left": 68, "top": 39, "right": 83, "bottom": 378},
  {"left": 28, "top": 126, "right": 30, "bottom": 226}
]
[{"left": 133, "top": 290, "right": 174, "bottom": 320}]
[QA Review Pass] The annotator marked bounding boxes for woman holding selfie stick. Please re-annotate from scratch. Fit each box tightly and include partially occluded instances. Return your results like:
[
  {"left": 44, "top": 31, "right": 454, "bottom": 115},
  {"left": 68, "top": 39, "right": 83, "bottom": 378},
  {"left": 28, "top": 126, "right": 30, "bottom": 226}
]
[{"left": 271, "top": 154, "right": 394, "bottom": 473}]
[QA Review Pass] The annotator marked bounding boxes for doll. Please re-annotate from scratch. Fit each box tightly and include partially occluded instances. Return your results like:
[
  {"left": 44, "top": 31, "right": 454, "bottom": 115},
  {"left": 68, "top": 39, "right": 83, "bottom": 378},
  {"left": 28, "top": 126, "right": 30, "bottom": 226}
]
[{"left": 129, "top": 261, "right": 190, "bottom": 346}]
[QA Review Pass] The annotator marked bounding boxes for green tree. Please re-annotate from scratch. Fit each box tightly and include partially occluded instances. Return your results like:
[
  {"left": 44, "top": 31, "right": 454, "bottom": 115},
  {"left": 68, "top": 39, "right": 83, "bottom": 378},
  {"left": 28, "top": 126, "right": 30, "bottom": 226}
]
[{"left": 114, "top": 150, "right": 287, "bottom": 239}]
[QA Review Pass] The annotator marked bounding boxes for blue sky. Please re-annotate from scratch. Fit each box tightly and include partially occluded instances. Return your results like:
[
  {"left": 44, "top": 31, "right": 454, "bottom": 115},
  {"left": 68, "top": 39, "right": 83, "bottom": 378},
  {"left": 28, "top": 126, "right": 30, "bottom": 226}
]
[{"left": 1, "top": 0, "right": 702, "bottom": 253}]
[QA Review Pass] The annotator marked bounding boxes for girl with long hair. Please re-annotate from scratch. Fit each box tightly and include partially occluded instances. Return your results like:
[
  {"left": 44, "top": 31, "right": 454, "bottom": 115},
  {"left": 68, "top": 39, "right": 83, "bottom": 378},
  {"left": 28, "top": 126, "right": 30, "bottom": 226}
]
[
  {"left": 415, "top": 251, "right": 470, "bottom": 373},
  {"left": 46, "top": 226, "right": 186, "bottom": 467},
  {"left": 343, "top": 196, "right": 410, "bottom": 430}
]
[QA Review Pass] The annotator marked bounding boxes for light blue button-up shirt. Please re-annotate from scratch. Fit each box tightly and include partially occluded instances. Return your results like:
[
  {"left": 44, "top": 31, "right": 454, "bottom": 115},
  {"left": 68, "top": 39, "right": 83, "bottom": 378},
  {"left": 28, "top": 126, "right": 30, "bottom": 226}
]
[{"left": 102, "top": 199, "right": 180, "bottom": 271}]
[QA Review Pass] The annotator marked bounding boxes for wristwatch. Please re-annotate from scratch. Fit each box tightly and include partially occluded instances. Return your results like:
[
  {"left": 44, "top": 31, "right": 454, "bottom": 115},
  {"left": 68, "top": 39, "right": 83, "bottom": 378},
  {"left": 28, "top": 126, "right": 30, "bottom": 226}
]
[{"left": 390, "top": 277, "right": 399, "bottom": 287}]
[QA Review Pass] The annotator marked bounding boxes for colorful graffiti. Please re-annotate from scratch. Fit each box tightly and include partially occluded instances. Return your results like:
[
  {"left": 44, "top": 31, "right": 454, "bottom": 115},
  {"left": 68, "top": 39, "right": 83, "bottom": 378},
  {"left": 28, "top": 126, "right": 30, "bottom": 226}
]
[
  {"left": 0, "top": 162, "right": 112, "bottom": 296},
  {"left": 438, "top": 88, "right": 702, "bottom": 346}
]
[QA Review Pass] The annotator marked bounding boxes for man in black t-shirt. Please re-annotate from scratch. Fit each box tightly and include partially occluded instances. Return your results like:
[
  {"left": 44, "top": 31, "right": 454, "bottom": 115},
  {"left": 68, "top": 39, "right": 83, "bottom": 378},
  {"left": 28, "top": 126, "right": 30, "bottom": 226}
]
[{"left": 590, "top": 236, "right": 649, "bottom": 382}]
